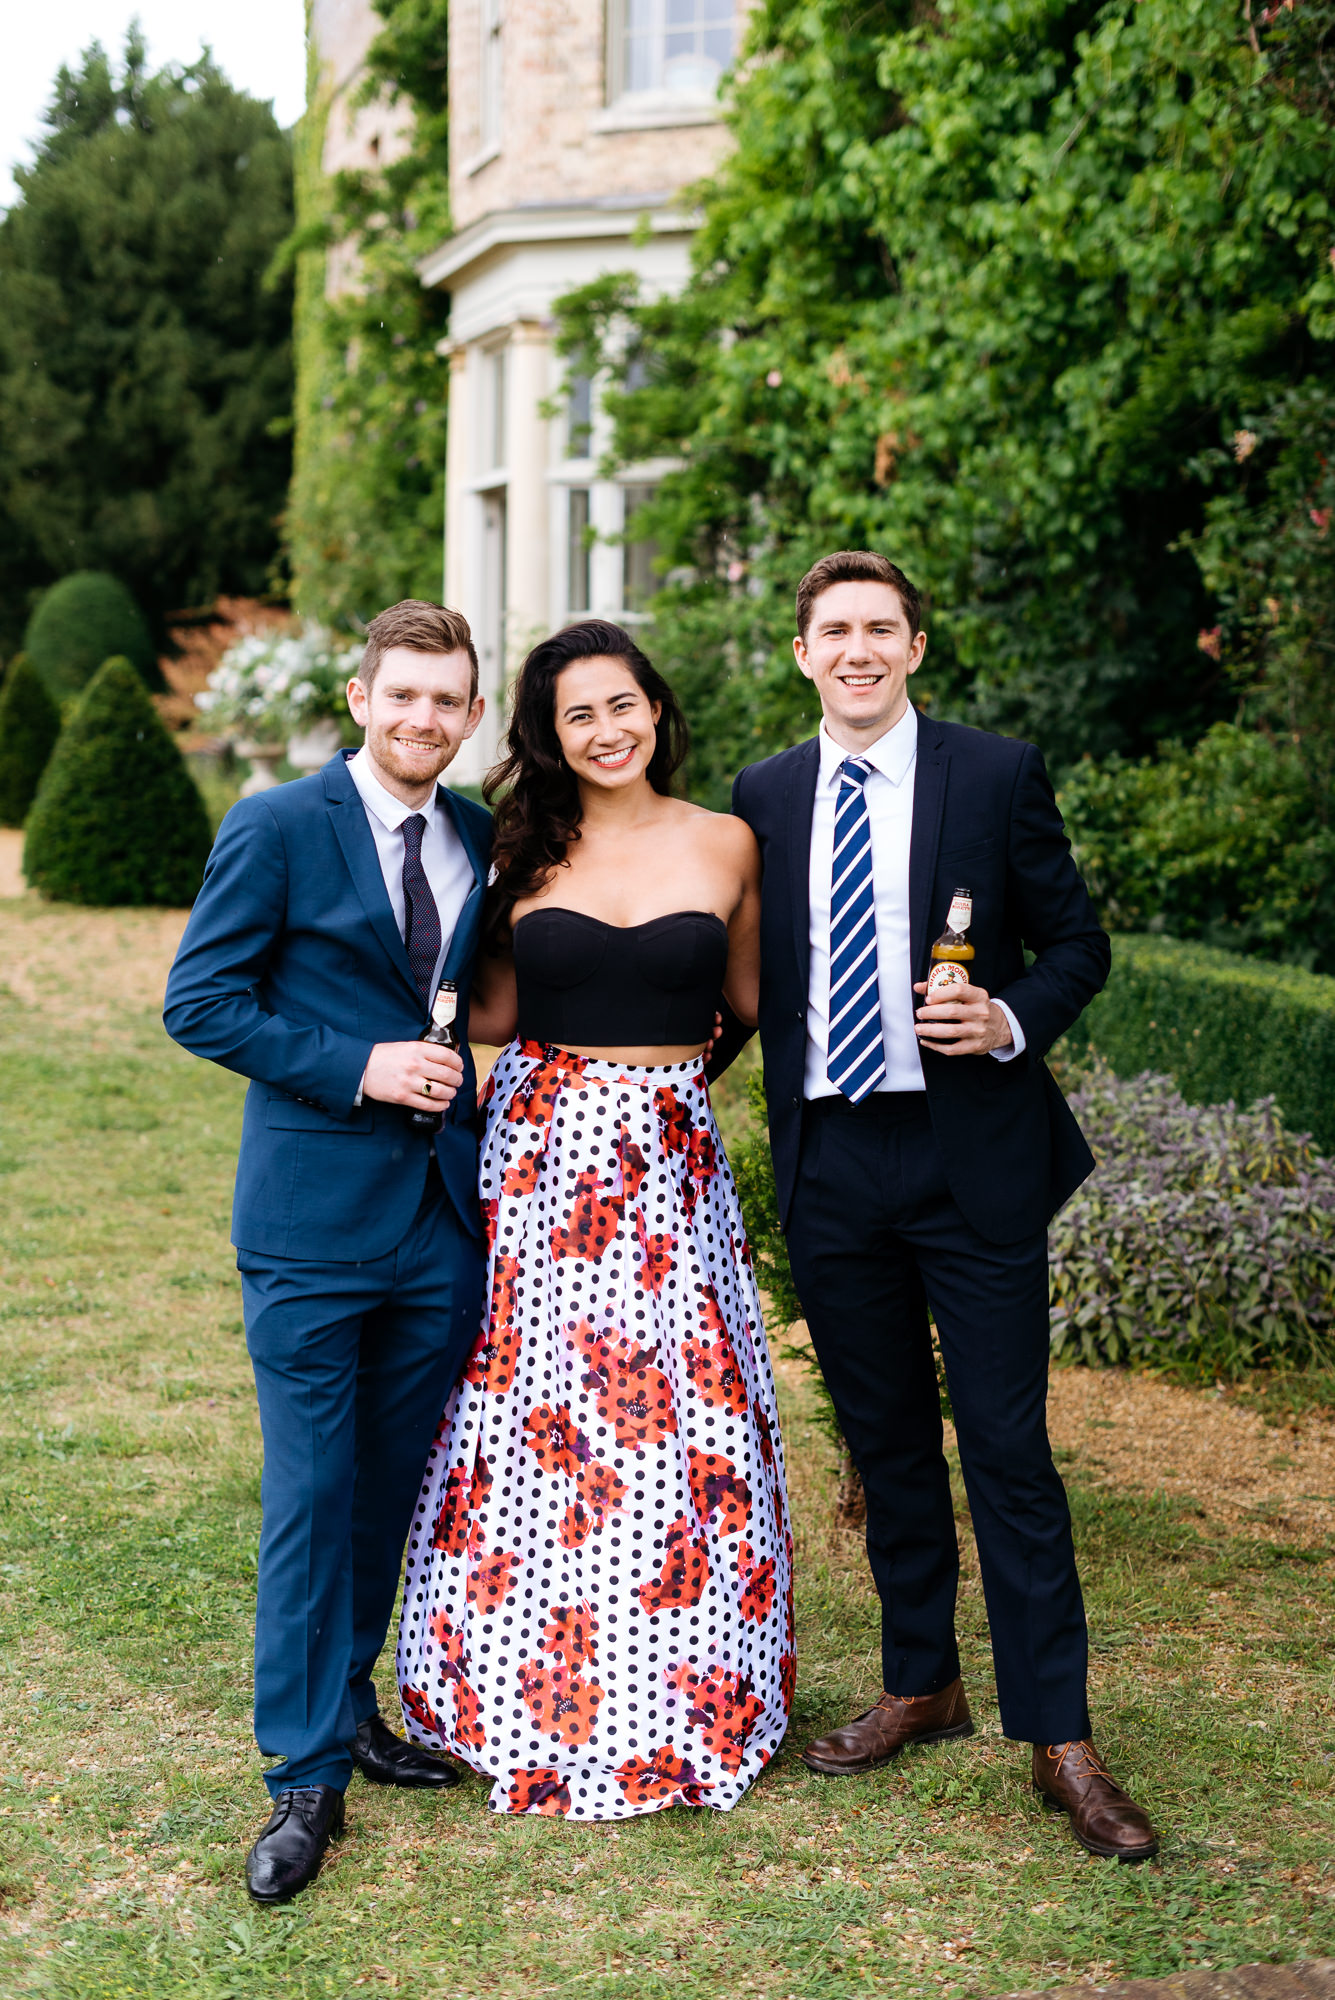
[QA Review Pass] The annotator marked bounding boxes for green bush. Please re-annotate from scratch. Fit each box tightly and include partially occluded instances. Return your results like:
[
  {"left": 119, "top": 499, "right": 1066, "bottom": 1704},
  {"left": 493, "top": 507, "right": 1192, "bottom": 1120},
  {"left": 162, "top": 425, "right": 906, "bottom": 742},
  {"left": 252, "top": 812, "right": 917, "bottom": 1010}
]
[
  {"left": 24, "top": 573, "right": 163, "bottom": 702},
  {"left": 24, "top": 657, "right": 212, "bottom": 907},
  {"left": 1050, "top": 1065, "right": 1335, "bottom": 1381},
  {"left": 1065, "top": 933, "right": 1335, "bottom": 1156},
  {"left": 0, "top": 655, "right": 61, "bottom": 826},
  {"left": 1058, "top": 725, "right": 1335, "bottom": 975}
]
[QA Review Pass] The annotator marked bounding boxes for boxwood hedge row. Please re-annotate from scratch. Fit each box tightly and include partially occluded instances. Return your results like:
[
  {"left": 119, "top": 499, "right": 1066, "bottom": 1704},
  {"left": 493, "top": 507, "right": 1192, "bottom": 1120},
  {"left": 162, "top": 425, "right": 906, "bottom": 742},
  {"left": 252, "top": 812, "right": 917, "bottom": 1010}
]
[{"left": 1063, "top": 933, "right": 1335, "bottom": 1155}]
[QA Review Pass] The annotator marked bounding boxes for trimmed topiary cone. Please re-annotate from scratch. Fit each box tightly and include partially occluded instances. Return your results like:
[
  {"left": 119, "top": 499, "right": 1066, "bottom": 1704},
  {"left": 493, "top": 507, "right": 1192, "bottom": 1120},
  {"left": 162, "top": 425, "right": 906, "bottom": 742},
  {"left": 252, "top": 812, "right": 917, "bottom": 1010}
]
[
  {"left": 24, "top": 657, "right": 213, "bottom": 907},
  {"left": 0, "top": 656, "right": 62, "bottom": 827},
  {"left": 24, "top": 571, "right": 164, "bottom": 701}
]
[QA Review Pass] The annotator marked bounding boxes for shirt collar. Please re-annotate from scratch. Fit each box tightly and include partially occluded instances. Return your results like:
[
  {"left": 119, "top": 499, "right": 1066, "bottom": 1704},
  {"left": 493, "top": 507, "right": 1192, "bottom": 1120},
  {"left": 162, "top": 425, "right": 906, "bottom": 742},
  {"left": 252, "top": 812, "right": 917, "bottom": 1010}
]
[
  {"left": 818, "top": 701, "right": 919, "bottom": 790},
  {"left": 346, "top": 745, "right": 439, "bottom": 833}
]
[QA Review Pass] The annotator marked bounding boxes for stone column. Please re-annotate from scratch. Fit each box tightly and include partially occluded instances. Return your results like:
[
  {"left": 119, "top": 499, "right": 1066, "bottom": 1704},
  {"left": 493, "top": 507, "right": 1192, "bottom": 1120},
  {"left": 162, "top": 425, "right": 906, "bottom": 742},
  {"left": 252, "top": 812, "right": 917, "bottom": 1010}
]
[
  {"left": 503, "top": 320, "right": 552, "bottom": 681},
  {"left": 443, "top": 340, "right": 470, "bottom": 614}
]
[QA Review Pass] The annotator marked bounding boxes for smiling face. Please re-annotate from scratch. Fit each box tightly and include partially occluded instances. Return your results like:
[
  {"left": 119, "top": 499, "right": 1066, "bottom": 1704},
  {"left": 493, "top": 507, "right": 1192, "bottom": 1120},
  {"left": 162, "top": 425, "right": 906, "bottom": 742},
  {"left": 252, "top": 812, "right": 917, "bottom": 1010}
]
[
  {"left": 346, "top": 646, "right": 484, "bottom": 805},
  {"left": 552, "top": 655, "right": 662, "bottom": 794},
  {"left": 794, "top": 579, "right": 926, "bottom": 749}
]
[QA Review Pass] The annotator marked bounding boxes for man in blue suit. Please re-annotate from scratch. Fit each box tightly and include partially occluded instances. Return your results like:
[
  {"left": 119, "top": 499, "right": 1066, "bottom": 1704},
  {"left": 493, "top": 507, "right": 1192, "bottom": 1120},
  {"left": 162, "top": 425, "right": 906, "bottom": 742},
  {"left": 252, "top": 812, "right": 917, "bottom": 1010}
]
[
  {"left": 724, "top": 551, "right": 1157, "bottom": 1862},
  {"left": 164, "top": 600, "right": 493, "bottom": 1901}
]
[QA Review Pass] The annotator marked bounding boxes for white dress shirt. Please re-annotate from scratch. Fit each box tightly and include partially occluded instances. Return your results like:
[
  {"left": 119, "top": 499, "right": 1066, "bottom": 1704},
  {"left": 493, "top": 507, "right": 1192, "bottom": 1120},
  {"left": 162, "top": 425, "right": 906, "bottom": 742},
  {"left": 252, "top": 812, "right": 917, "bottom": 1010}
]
[
  {"left": 347, "top": 746, "right": 475, "bottom": 1001},
  {"left": 804, "top": 710, "right": 1024, "bottom": 1100}
]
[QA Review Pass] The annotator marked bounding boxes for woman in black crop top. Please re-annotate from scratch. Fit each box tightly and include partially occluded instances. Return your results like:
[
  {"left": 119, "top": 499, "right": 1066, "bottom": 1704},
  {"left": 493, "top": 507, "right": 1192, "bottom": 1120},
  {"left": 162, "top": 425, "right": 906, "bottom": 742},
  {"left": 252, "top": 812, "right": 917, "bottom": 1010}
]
[{"left": 396, "top": 622, "right": 793, "bottom": 1822}]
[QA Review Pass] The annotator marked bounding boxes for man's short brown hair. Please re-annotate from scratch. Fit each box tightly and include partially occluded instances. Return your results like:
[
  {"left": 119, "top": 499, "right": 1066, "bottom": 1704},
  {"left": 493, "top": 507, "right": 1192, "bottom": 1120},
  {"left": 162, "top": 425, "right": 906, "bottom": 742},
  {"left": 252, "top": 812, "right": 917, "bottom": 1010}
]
[
  {"left": 359, "top": 600, "right": 479, "bottom": 700},
  {"left": 796, "top": 551, "right": 923, "bottom": 640}
]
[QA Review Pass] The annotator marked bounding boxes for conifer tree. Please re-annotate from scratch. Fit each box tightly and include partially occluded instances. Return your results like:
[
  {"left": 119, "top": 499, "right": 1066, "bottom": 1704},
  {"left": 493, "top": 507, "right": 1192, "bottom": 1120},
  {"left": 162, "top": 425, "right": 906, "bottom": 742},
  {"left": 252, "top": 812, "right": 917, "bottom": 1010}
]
[
  {"left": 24, "top": 657, "right": 212, "bottom": 906},
  {"left": 24, "top": 571, "right": 162, "bottom": 699},
  {"left": 0, "top": 656, "right": 61, "bottom": 826}
]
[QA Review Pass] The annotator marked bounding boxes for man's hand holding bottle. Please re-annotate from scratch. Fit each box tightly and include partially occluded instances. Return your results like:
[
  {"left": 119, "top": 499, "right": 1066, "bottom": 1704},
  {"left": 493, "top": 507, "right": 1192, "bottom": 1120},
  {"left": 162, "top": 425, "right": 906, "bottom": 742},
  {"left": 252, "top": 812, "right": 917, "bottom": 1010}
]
[{"left": 362, "top": 1042, "right": 464, "bottom": 1108}]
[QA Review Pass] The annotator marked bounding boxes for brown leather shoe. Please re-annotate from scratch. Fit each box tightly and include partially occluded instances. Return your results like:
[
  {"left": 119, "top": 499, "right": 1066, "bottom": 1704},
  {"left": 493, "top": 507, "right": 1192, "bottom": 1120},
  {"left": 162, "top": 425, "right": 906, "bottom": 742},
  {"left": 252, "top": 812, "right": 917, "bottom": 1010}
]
[
  {"left": 1033, "top": 1740, "right": 1158, "bottom": 1862},
  {"left": 801, "top": 1679, "right": 974, "bottom": 1775}
]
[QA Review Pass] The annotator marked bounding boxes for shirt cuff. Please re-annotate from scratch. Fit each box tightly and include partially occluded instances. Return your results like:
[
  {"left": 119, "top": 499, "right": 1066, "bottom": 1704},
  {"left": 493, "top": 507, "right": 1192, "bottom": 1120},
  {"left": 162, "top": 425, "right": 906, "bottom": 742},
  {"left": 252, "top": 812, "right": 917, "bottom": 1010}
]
[
  {"left": 990, "top": 999, "right": 1026, "bottom": 1062},
  {"left": 353, "top": 1069, "right": 366, "bottom": 1107}
]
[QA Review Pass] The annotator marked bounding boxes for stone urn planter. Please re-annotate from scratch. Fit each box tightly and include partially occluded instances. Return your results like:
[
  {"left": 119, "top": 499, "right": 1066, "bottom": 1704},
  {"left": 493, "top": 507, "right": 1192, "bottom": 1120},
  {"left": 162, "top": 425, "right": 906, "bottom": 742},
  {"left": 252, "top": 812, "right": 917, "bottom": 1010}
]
[
  {"left": 286, "top": 718, "right": 344, "bottom": 771},
  {"left": 237, "top": 742, "right": 285, "bottom": 796}
]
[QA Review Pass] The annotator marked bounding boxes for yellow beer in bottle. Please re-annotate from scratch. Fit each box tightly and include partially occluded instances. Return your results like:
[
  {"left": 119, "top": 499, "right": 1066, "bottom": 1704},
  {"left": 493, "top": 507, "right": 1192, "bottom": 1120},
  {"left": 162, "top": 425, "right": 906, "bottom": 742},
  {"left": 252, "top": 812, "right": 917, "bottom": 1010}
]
[{"left": 926, "top": 888, "right": 974, "bottom": 998}]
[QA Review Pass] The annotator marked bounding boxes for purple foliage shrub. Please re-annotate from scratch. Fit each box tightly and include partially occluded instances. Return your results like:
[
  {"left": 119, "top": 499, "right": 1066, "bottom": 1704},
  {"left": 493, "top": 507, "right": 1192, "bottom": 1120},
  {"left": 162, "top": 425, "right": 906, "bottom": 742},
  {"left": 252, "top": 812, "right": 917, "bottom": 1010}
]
[{"left": 1050, "top": 1065, "right": 1335, "bottom": 1378}]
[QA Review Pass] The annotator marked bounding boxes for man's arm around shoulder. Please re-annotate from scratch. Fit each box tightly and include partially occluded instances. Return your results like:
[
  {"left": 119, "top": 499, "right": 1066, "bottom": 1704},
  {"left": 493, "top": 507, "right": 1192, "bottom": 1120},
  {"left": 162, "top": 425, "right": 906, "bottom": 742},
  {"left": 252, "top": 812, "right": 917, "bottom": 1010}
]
[{"left": 163, "top": 796, "right": 372, "bottom": 1116}]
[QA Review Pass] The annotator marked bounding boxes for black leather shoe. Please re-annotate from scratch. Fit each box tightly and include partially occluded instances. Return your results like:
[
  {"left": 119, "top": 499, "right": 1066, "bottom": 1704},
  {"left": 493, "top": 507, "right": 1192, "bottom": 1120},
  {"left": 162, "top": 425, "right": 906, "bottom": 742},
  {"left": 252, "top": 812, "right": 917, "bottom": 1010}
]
[
  {"left": 352, "top": 1713, "right": 461, "bottom": 1790},
  {"left": 245, "top": 1785, "right": 344, "bottom": 1904}
]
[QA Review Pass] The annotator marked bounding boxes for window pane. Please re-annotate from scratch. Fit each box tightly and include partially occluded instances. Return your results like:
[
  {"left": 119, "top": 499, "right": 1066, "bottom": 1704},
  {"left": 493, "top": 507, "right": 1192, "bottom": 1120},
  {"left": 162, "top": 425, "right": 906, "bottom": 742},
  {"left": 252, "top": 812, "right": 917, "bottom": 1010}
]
[
  {"left": 568, "top": 373, "right": 593, "bottom": 456},
  {"left": 567, "top": 489, "right": 591, "bottom": 614},
  {"left": 619, "top": 0, "right": 734, "bottom": 97},
  {"left": 622, "top": 484, "right": 660, "bottom": 612}
]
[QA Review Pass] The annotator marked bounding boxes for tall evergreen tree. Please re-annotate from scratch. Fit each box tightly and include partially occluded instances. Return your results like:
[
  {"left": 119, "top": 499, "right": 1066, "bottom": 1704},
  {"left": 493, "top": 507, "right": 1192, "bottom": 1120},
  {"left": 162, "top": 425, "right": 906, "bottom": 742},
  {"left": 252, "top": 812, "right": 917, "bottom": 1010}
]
[
  {"left": 24, "top": 657, "right": 213, "bottom": 906},
  {"left": 0, "top": 32, "right": 295, "bottom": 652},
  {"left": 0, "top": 657, "right": 61, "bottom": 827}
]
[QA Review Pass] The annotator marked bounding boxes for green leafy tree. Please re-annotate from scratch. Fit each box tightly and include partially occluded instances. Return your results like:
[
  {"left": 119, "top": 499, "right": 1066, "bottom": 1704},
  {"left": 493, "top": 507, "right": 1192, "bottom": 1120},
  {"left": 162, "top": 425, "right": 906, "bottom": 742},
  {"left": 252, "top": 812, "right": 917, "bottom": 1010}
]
[
  {"left": 0, "top": 32, "right": 295, "bottom": 651},
  {"left": 24, "top": 657, "right": 213, "bottom": 906},
  {"left": 285, "top": 0, "right": 451, "bottom": 626},
  {"left": 0, "top": 657, "right": 62, "bottom": 827},
  {"left": 556, "top": 0, "right": 1335, "bottom": 796},
  {"left": 24, "top": 571, "right": 162, "bottom": 699}
]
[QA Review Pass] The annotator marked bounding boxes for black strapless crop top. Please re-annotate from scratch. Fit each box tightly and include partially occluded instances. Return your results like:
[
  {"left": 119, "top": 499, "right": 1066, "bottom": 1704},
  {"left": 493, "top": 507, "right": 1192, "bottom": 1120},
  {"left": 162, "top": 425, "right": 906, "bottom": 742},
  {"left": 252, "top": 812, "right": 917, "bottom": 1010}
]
[{"left": 513, "top": 908, "right": 728, "bottom": 1048}]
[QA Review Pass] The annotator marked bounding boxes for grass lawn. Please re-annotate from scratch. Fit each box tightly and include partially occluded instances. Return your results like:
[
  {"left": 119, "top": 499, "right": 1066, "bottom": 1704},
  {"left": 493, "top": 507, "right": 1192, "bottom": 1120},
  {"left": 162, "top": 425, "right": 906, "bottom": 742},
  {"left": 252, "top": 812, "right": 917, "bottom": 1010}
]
[{"left": 0, "top": 880, "right": 1332, "bottom": 1999}]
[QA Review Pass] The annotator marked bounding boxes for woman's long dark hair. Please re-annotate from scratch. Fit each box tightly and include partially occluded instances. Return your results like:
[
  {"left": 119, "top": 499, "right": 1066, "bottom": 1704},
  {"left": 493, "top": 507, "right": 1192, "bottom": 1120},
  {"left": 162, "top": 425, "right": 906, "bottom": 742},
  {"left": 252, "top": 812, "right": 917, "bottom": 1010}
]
[{"left": 484, "top": 620, "right": 689, "bottom": 945}]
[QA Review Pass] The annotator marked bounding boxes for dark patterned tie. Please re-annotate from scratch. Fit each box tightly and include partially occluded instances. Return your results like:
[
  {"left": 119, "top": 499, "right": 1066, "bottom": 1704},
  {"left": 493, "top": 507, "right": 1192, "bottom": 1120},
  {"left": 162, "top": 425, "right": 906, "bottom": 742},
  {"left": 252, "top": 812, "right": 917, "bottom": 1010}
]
[{"left": 401, "top": 813, "right": 441, "bottom": 1007}]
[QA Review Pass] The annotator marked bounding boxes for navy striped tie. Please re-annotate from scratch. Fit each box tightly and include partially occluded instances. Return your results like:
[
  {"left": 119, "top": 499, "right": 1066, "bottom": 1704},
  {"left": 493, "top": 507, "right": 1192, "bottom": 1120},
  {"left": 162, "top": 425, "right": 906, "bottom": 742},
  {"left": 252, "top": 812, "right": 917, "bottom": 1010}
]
[{"left": 827, "top": 757, "right": 886, "bottom": 1102}]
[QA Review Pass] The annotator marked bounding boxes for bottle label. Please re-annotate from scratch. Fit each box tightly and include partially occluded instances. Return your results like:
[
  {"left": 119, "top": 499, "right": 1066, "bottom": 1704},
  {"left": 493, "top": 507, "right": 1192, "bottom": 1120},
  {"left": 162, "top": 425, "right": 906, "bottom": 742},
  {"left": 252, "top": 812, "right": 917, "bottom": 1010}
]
[
  {"left": 926, "top": 960, "right": 971, "bottom": 999},
  {"left": 431, "top": 986, "right": 458, "bottom": 1029},
  {"left": 946, "top": 893, "right": 972, "bottom": 935}
]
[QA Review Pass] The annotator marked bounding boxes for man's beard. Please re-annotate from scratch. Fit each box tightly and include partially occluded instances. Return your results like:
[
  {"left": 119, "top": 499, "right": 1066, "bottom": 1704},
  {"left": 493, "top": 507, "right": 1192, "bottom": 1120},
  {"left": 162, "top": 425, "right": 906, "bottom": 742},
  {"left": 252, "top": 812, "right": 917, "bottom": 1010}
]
[{"left": 369, "top": 725, "right": 452, "bottom": 786}]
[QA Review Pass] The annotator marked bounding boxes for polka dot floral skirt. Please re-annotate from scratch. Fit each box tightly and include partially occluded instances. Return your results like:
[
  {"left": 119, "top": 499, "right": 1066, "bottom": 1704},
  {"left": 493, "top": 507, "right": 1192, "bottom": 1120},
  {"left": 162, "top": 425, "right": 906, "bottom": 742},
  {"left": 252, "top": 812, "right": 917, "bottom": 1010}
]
[{"left": 396, "top": 1038, "right": 795, "bottom": 1819}]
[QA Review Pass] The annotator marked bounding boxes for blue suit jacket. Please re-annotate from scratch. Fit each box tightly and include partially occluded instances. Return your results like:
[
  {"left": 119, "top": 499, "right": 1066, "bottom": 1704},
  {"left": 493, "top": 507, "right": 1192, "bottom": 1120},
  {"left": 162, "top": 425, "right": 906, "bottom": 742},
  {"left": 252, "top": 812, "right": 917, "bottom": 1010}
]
[
  {"left": 163, "top": 750, "right": 493, "bottom": 1262},
  {"left": 730, "top": 715, "right": 1111, "bottom": 1245}
]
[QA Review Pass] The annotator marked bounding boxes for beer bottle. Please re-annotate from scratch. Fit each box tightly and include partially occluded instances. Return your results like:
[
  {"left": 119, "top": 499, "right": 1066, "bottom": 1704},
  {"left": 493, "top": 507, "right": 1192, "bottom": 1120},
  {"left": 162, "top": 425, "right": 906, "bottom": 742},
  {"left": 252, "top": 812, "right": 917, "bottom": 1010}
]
[
  {"left": 926, "top": 888, "right": 974, "bottom": 999},
  {"left": 411, "top": 978, "right": 459, "bottom": 1133}
]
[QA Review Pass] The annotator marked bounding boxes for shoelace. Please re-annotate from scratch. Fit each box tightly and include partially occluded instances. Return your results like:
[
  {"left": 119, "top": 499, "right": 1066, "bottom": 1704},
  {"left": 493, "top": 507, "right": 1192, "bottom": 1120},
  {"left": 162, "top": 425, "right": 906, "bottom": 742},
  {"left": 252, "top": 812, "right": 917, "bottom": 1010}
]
[{"left": 1046, "top": 1740, "right": 1111, "bottom": 1784}]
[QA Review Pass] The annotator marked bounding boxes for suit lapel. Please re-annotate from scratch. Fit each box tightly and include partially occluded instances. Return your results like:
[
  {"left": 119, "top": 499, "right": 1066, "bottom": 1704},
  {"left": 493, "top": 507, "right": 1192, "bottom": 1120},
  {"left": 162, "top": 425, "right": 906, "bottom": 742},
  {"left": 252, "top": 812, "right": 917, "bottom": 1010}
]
[
  {"left": 438, "top": 786, "right": 488, "bottom": 980},
  {"left": 785, "top": 738, "right": 820, "bottom": 988},
  {"left": 323, "top": 754, "right": 422, "bottom": 1005},
  {"left": 908, "top": 714, "right": 949, "bottom": 979}
]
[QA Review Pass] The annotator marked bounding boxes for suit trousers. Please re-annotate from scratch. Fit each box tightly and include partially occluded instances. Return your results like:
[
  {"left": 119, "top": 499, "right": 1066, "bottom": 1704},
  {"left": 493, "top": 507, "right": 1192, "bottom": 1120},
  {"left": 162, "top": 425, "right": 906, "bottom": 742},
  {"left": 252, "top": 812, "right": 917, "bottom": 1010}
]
[
  {"left": 783, "top": 1092, "right": 1091, "bottom": 1743},
  {"left": 238, "top": 1163, "right": 485, "bottom": 1794}
]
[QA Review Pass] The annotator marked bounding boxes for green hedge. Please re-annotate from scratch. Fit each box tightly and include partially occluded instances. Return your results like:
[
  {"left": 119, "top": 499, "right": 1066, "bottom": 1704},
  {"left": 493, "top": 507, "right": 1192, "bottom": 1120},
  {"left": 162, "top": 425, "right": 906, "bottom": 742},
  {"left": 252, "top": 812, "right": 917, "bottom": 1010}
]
[{"left": 1063, "top": 933, "right": 1335, "bottom": 1154}]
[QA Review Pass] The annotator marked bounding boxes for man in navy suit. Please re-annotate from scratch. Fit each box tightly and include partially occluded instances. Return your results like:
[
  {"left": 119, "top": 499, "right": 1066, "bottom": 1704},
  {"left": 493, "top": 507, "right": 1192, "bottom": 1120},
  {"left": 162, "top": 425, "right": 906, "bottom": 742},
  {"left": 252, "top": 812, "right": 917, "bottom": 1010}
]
[
  {"left": 164, "top": 601, "right": 492, "bottom": 1901},
  {"left": 730, "top": 551, "right": 1157, "bottom": 1861}
]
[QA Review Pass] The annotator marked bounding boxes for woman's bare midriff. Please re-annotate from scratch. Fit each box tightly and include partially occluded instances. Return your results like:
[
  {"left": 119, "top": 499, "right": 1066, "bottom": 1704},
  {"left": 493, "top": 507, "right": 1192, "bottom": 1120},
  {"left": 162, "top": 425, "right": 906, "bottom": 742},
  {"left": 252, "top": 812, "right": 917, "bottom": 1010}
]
[{"left": 549, "top": 1043, "right": 707, "bottom": 1065}]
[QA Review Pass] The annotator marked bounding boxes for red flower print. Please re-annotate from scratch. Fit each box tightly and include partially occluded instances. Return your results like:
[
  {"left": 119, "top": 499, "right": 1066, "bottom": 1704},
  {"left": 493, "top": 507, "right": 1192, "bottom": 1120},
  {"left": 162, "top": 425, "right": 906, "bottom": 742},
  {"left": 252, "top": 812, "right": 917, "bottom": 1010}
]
[
  {"left": 654, "top": 1086, "right": 693, "bottom": 1154},
  {"left": 569, "top": 1319, "right": 677, "bottom": 1453},
  {"left": 614, "top": 1747, "right": 710, "bottom": 1807},
  {"left": 681, "top": 1284, "right": 748, "bottom": 1414},
  {"left": 401, "top": 1683, "right": 446, "bottom": 1744},
  {"left": 430, "top": 1464, "right": 471, "bottom": 1556},
  {"left": 508, "top": 1767, "right": 572, "bottom": 1816},
  {"left": 666, "top": 1663, "right": 764, "bottom": 1774},
  {"left": 540, "top": 1601, "right": 597, "bottom": 1671},
  {"left": 780, "top": 1651, "right": 797, "bottom": 1712},
  {"left": 736, "top": 1539, "right": 777, "bottom": 1622},
  {"left": 550, "top": 1168, "right": 624, "bottom": 1259},
  {"left": 507, "top": 1054, "right": 576, "bottom": 1125},
  {"left": 427, "top": 1605, "right": 465, "bottom": 1662},
  {"left": 559, "top": 1500, "right": 597, "bottom": 1548},
  {"left": 687, "top": 1447, "right": 752, "bottom": 1535},
  {"left": 687, "top": 1124, "right": 717, "bottom": 1184},
  {"left": 480, "top": 1197, "right": 499, "bottom": 1252},
  {"left": 522, "top": 1401, "right": 595, "bottom": 1477},
  {"left": 427, "top": 1612, "right": 487, "bottom": 1751},
  {"left": 635, "top": 1210, "right": 676, "bottom": 1296},
  {"left": 469, "top": 1442, "right": 493, "bottom": 1513},
  {"left": 575, "top": 1455, "right": 628, "bottom": 1521},
  {"left": 466, "top": 1525, "right": 519, "bottom": 1610},
  {"left": 502, "top": 1144, "right": 544, "bottom": 1197},
  {"left": 618, "top": 1123, "right": 649, "bottom": 1202},
  {"left": 638, "top": 1513, "right": 710, "bottom": 1615},
  {"left": 453, "top": 1672, "right": 487, "bottom": 1753},
  {"left": 463, "top": 1254, "right": 523, "bottom": 1391},
  {"left": 754, "top": 1401, "right": 774, "bottom": 1466},
  {"left": 517, "top": 1658, "right": 604, "bottom": 1744}
]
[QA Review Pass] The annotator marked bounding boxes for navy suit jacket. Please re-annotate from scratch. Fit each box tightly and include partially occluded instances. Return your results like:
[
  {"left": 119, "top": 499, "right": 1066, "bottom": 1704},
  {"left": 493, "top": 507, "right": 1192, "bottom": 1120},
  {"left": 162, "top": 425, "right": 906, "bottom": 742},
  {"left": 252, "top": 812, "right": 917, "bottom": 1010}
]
[
  {"left": 163, "top": 750, "right": 492, "bottom": 1262},
  {"left": 730, "top": 714, "right": 1111, "bottom": 1245}
]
